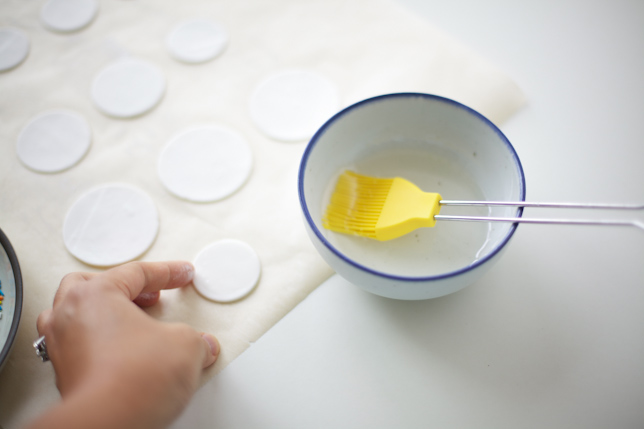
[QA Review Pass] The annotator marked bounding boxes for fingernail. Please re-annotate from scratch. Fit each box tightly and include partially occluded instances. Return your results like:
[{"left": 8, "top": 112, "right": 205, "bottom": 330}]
[
  {"left": 201, "top": 333, "right": 220, "bottom": 357},
  {"left": 133, "top": 291, "right": 160, "bottom": 307},
  {"left": 137, "top": 292, "right": 157, "bottom": 301},
  {"left": 180, "top": 263, "right": 195, "bottom": 282}
]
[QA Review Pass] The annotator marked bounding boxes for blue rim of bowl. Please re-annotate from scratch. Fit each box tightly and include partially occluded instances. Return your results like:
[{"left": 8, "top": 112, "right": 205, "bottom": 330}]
[
  {"left": 0, "top": 228, "right": 23, "bottom": 368},
  {"left": 298, "top": 92, "right": 526, "bottom": 283}
]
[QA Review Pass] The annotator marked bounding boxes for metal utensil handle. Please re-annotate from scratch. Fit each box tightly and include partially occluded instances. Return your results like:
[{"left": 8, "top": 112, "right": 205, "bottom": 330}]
[
  {"left": 440, "top": 200, "right": 644, "bottom": 210},
  {"left": 434, "top": 215, "right": 644, "bottom": 231}
]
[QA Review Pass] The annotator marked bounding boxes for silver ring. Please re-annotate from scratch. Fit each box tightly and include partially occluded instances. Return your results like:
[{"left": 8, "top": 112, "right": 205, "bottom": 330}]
[{"left": 33, "top": 336, "right": 50, "bottom": 362}]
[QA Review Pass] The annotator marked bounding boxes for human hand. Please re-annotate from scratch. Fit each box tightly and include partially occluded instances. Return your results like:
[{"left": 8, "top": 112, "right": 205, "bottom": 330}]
[{"left": 29, "top": 261, "right": 219, "bottom": 429}]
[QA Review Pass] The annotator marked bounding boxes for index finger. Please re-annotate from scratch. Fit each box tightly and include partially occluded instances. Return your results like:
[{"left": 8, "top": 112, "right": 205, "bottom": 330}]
[{"left": 96, "top": 261, "right": 195, "bottom": 301}]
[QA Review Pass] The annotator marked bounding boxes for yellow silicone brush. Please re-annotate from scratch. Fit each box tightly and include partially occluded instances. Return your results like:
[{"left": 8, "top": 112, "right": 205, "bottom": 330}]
[
  {"left": 322, "top": 170, "right": 644, "bottom": 241},
  {"left": 323, "top": 171, "right": 442, "bottom": 241}
]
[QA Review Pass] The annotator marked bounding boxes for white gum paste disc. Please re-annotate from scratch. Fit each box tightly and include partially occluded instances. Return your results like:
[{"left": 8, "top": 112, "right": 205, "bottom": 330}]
[
  {"left": 166, "top": 19, "right": 228, "bottom": 63},
  {"left": 158, "top": 125, "right": 253, "bottom": 202},
  {"left": 249, "top": 69, "right": 340, "bottom": 142},
  {"left": 41, "top": 0, "right": 98, "bottom": 33},
  {"left": 63, "top": 184, "right": 159, "bottom": 267},
  {"left": 91, "top": 58, "right": 165, "bottom": 118},
  {"left": 0, "top": 28, "right": 30, "bottom": 72},
  {"left": 17, "top": 110, "right": 91, "bottom": 173},
  {"left": 193, "top": 239, "right": 261, "bottom": 302}
]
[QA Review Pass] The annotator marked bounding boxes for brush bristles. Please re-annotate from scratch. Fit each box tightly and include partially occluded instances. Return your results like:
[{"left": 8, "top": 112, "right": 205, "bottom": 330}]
[{"left": 323, "top": 171, "right": 393, "bottom": 238}]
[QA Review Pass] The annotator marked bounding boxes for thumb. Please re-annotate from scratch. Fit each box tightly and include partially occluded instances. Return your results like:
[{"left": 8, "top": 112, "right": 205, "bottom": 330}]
[{"left": 200, "top": 333, "right": 220, "bottom": 368}]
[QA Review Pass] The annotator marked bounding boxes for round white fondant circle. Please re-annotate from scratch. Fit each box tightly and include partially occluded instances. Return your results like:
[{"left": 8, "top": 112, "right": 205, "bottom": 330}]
[
  {"left": 249, "top": 69, "right": 340, "bottom": 142},
  {"left": 193, "top": 239, "right": 261, "bottom": 302},
  {"left": 0, "top": 28, "right": 30, "bottom": 72},
  {"left": 63, "top": 184, "right": 159, "bottom": 267},
  {"left": 166, "top": 19, "right": 228, "bottom": 63},
  {"left": 158, "top": 125, "right": 253, "bottom": 202},
  {"left": 41, "top": 0, "right": 98, "bottom": 33},
  {"left": 91, "top": 58, "right": 166, "bottom": 118},
  {"left": 17, "top": 110, "right": 91, "bottom": 173}
]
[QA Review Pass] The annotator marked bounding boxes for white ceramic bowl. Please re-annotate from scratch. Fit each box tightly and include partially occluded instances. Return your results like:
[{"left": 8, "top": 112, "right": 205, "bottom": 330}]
[
  {"left": 0, "top": 228, "right": 23, "bottom": 372},
  {"left": 298, "top": 93, "right": 525, "bottom": 300}
]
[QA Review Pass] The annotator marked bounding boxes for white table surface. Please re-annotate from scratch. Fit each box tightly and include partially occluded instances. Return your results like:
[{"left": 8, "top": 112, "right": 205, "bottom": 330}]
[{"left": 173, "top": 0, "right": 644, "bottom": 428}]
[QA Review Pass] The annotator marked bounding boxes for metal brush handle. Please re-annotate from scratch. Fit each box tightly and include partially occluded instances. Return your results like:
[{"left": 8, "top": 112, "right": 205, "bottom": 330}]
[
  {"left": 440, "top": 201, "right": 644, "bottom": 210},
  {"left": 436, "top": 200, "right": 644, "bottom": 231}
]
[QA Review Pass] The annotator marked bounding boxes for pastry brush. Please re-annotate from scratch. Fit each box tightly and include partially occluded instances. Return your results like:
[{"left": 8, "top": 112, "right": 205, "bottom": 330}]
[{"left": 322, "top": 170, "right": 644, "bottom": 241}]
